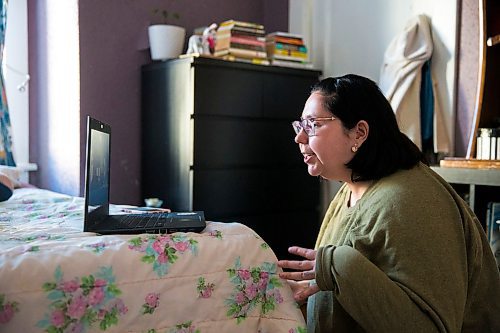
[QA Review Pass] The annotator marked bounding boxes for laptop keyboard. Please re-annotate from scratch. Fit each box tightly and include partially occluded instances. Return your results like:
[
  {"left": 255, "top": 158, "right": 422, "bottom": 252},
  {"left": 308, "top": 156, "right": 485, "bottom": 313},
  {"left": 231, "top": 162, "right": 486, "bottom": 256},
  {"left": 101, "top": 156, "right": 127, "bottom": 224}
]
[{"left": 119, "top": 213, "right": 170, "bottom": 229}]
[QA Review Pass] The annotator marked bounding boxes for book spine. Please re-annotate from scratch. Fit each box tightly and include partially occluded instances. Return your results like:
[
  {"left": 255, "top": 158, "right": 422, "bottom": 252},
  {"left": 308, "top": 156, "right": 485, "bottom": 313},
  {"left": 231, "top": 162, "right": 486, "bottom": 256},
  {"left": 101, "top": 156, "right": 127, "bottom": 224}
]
[
  {"left": 266, "top": 32, "right": 304, "bottom": 40},
  {"left": 229, "top": 42, "right": 266, "bottom": 52},
  {"left": 222, "top": 54, "right": 270, "bottom": 65},
  {"left": 213, "top": 49, "right": 229, "bottom": 57},
  {"left": 230, "top": 36, "right": 266, "bottom": 47},
  {"left": 497, "top": 137, "right": 500, "bottom": 160},
  {"left": 491, "top": 136, "right": 497, "bottom": 160},
  {"left": 214, "top": 37, "right": 230, "bottom": 51},
  {"left": 220, "top": 20, "right": 264, "bottom": 30},
  {"left": 271, "top": 54, "right": 308, "bottom": 62},
  {"left": 218, "top": 25, "right": 265, "bottom": 35},
  {"left": 232, "top": 26, "right": 265, "bottom": 35},
  {"left": 274, "top": 42, "right": 307, "bottom": 53},
  {"left": 219, "top": 30, "right": 266, "bottom": 39},
  {"left": 267, "top": 36, "right": 304, "bottom": 46},
  {"left": 228, "top": 48, "right": 267, "bottom": 59},
  {"left": 215, "top": 37, "right": 266, "bottom": 52},
  {"left": 272, "top": 49, "right": 308, "bottom": 59},
  {"left": 271, "top": 59, "right": 313, "bottom": 69}
]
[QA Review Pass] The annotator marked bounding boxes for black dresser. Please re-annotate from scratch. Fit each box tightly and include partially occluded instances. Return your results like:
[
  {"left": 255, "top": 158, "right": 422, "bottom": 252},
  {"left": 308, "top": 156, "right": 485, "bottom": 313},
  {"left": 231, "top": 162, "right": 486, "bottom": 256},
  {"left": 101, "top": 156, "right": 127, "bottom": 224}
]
[{"left": 141, "top": 56, "right": 322, "bottom": 259}]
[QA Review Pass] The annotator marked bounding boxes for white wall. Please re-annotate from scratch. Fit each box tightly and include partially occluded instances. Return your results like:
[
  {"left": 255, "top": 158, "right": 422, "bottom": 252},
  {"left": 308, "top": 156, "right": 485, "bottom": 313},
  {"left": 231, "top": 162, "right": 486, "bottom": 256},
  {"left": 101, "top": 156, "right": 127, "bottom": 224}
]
[
  {"left": 290, "top": 0, "right": 457, "bottom": 82},
  {"left": 290, "top": 0, "right": 458, "bottom": 205}
]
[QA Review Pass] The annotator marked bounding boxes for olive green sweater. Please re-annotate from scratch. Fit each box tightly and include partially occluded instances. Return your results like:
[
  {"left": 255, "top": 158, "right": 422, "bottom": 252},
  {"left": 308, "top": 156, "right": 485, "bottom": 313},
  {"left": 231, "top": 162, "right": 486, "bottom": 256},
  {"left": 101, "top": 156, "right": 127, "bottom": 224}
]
[{"left": 308, "top": 163, "right": 500, "bottom": 332}]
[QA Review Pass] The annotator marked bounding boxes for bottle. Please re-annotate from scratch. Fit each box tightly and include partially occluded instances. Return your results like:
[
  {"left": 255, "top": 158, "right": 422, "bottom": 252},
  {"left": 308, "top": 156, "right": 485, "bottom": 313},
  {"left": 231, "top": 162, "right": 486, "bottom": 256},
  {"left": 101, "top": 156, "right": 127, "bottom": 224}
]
[{"left": 477, "top": 128, "right": 493, "bottom": 160}]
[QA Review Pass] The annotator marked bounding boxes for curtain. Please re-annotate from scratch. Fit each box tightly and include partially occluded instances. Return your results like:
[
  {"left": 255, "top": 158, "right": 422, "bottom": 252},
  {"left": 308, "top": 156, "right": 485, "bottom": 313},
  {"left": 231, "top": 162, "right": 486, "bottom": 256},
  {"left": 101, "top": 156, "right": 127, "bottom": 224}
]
[{"left": 0, "top": 0, "right": 15, "bottom": 166}]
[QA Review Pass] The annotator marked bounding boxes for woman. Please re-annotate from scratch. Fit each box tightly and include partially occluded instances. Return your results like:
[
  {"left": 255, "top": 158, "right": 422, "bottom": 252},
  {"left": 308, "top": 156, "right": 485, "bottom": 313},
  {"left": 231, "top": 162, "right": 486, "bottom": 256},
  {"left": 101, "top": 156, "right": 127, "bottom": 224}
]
[{"left": 278, "top": 75, "right": 500, "bottom": 332}]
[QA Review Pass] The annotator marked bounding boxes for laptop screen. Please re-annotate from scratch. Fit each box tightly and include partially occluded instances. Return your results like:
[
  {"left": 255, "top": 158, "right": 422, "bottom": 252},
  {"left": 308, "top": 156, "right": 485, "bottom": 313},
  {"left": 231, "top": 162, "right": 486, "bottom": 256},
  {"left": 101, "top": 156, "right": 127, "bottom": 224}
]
[{"left": 84, "top": 116, "right": 111, "bottom": 226}]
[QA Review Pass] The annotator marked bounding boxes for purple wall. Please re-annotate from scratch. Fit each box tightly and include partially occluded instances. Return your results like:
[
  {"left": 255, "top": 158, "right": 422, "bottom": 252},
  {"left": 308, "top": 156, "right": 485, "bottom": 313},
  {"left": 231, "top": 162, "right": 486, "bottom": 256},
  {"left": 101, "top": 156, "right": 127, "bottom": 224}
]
[
  {"left": 28, "top": 1, "right": 45, "bottom": 190},
  {"left": 30, "top": 0, "right": 288, "bottom": 205}
]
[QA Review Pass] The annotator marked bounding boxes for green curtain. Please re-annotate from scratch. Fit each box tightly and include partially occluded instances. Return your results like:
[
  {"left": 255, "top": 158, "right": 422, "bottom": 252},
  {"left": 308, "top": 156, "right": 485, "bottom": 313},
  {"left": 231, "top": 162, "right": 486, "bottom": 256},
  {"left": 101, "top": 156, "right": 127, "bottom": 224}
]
[{"left": 0, "top": 0, "right": 15, "bottom": 166}]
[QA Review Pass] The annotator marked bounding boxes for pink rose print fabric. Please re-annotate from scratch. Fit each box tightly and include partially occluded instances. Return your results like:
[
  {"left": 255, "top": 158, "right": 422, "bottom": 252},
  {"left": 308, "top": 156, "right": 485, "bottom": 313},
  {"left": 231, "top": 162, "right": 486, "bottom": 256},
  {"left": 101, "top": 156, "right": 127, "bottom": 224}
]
[
  {"left": 128, "top": 234, "right": 199, "bottom": 277},
  {"left": 36, "top": 266, "right": 127, "bottom": 332},
  {"left": 226, "top": 257, "right": 284, "bottom": 324},
  {"left": 0, "top": 188, "right": 306, "bottom": 332},
  {"left": 197, "top": 277, "right": 215, "bottom": 299},
  {"left": 142, "top": 293, "right": 160, "bottom": 315},
  {"left": 0, "top": 295, "right": 18, "bottom": 324}
]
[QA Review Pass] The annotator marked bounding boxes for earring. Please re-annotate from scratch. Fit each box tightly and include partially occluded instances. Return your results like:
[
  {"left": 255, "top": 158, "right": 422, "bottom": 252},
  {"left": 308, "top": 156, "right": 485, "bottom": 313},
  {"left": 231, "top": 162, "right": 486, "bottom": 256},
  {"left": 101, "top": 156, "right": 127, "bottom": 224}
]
[{"left": 351, "top": 143, "right": 358, "bottom": 153}]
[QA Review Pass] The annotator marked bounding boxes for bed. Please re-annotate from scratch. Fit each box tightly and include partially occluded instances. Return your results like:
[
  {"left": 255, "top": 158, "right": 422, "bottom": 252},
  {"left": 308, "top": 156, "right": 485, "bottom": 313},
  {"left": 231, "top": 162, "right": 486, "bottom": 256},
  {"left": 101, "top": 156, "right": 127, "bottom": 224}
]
[{"left": 0, "top": 188, "right": 306, "bottom": 332}]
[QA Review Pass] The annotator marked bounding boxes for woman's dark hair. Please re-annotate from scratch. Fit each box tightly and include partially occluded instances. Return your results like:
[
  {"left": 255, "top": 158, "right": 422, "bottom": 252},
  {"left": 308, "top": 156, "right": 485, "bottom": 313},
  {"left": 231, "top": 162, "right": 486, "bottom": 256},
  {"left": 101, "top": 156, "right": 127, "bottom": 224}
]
[{"left": 311, "top": 74, "right": 426, "bottom": 182}]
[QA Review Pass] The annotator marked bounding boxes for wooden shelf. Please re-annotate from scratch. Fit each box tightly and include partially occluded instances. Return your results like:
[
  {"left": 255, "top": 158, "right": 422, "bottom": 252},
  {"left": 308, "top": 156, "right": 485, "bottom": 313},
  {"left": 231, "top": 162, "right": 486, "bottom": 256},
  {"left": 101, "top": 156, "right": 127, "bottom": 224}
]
[
  {"left": 431, "top": 165, "right": 500, "bottom": 221},
  {"left": 431, "top": 165, "right": 500, "bottom": 186},
  {"left": 439, "top": 158, "right": 500, "bottom": 169}
]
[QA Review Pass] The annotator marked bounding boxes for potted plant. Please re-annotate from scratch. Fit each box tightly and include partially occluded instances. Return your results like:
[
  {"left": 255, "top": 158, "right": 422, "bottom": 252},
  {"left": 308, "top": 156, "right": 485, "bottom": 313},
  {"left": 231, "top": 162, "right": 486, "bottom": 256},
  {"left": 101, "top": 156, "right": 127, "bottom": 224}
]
[{"left": 148, "top": 6, "right": 186, "bottom": 60}]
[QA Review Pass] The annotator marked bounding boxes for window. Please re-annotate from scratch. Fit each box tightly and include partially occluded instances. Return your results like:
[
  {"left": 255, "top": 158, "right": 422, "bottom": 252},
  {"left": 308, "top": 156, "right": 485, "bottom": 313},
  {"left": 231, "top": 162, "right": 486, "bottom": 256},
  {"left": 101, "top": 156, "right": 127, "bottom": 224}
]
[{"left": 4, "top": 0, "right": 29, "bottom": 168}]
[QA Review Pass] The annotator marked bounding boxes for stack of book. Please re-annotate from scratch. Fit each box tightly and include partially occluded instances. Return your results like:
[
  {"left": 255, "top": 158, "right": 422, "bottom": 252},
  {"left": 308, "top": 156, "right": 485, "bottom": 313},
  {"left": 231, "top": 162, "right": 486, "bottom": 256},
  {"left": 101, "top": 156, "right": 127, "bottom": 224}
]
[
  {"left": 214, "top": 20, "right": 269, "bottom": 65},
  {"left": 266, "top": 32, "right": 312, "bottom": 69}
]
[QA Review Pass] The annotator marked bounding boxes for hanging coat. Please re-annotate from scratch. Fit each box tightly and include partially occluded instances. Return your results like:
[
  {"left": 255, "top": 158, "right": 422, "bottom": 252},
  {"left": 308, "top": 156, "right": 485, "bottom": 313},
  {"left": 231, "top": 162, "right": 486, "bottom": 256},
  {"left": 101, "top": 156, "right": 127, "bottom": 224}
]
[{"left": 379, "top": 14, "right": 450, "bottom": 153}]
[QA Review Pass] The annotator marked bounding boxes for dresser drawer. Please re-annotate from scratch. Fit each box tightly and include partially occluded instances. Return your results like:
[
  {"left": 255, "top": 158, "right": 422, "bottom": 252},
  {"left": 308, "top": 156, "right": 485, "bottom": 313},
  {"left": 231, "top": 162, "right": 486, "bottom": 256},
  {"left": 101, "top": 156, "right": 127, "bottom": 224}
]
[
  {"left": 192, "top": 168, "right": 319, "bottom": 217},
  {"left": 194, "top": 66, "right": 263, "bottom": 118},
  {"left": 193, "top": 117, "right": 302, "bottom": 167}
]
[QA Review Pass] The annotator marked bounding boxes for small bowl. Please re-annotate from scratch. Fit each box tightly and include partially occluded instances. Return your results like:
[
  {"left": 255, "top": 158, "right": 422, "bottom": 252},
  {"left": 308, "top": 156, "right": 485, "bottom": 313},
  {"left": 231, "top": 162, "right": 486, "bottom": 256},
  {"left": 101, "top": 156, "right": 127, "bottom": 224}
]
[{"left": 144, "top": 198, "right": 163, "bottom": 208}]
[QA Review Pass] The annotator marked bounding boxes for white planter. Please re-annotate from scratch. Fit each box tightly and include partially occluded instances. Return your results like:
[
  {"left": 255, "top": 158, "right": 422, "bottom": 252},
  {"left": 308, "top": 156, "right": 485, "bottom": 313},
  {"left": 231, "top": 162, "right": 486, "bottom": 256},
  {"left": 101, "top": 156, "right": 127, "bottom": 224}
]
[{"left": 148, "top": 25, "right": 186, "bottom": 60}]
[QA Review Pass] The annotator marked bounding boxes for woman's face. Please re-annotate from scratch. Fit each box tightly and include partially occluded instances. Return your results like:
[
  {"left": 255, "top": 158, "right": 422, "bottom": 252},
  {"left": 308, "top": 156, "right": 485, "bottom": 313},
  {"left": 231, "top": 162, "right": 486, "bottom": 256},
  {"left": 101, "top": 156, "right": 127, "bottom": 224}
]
[{"left": 295, "top": 92, "right": 356, "bottom": 181}]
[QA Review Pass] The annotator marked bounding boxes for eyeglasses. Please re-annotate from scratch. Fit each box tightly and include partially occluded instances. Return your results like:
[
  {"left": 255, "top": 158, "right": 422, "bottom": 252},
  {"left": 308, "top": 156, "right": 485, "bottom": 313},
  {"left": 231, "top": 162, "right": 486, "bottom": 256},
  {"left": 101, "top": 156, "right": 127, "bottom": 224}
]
[{"left": 292, "top": 117, "right": 336, "bottom": 136}]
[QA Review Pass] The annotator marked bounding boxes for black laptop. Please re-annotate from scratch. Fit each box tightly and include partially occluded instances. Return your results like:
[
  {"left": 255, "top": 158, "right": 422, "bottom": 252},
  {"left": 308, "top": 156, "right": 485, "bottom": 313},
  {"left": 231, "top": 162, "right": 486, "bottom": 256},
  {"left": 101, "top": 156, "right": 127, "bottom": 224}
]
[{"left": 83, "top": 116, "right": 206, "bottom": 234}]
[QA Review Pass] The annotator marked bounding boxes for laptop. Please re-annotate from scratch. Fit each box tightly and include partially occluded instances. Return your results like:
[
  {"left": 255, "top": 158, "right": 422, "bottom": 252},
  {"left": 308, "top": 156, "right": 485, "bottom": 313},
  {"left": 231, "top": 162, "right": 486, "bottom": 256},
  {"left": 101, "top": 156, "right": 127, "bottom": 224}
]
[{"left": 83, "top": 116, "right": 206, "bottom": 234}]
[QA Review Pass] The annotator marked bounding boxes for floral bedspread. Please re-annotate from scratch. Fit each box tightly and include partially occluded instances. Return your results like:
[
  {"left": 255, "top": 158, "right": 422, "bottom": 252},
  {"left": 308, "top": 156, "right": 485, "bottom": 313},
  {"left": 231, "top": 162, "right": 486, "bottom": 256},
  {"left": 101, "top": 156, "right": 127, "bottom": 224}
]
[{"left": 0, "top": 188, "right": 306, "bottom": 332}]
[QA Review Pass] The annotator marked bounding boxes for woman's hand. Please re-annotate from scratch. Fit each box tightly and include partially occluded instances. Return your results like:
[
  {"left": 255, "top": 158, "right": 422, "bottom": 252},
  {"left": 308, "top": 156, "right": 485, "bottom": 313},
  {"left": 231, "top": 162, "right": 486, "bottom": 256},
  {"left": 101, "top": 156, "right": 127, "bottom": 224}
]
[
  {"left": 278, "top": 246, "right": 320, "bottom": 303},
  {"left": 283, "top": 280, "right": 313, "bottom": 305}
]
